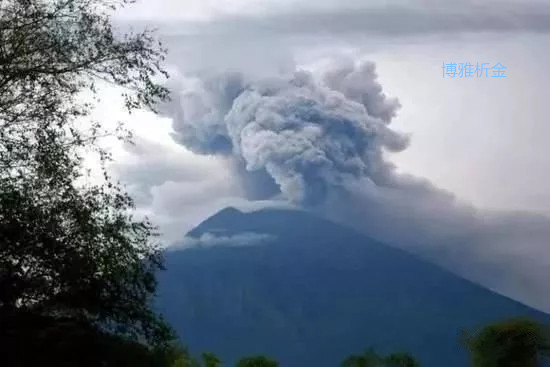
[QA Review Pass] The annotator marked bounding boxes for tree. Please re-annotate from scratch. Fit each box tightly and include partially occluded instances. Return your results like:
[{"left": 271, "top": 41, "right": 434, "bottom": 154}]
[
  {"left": 342, "top": 348, "right": 421, "bottom": 367},
  {"left": 235, "top": 355, "right": 279, "bottom": 367},
  {"left": 463, "top": 318, "right": 550, "bottom": 367},
  {"left": 150, "top": 340, "right": 193, "bottom": 367},
  {"left": 201, "top": 352, "right": 223, "bottom": 367},
  {"left": 0, "top": 0, "right": 173, "bottom": 364},
  {"left": 342, "top": 348, "right": 382, "bottom": 367},
  {"left": 383, "top": 353, "right": 421, "bottom": 367}
]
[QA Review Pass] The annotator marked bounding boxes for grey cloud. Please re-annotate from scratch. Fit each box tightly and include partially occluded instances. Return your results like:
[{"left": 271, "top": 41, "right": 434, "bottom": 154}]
[
  {"left": 254, "top": 4, "right": 550, "bottom": 35},
  {"left": 317, "top": 175, "right": 550, "bottom": 311},
  {"left": 150, "top": 2, "right": 550, "bottom": 38},
  {"left": 111, "top": 134, "right": 240, "bottom": 206},
  {"left": 115, "top": 138, "right": 216, "bottom": 185},
  {"left": 109, "top": 132, "right": 245, "bottom": 244}
]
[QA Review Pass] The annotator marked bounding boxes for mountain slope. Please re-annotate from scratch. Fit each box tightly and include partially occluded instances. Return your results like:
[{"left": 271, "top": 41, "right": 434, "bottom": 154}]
[{"left": 157, "top": 207, "right": 549, "bottom": 367}]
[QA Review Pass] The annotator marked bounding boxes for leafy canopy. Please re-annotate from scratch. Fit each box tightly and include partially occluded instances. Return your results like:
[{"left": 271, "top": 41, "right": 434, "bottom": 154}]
[
  {"left": 342, "top": 348, "right": 421, "bottom": 367},
  {"left": 235, "top": 355, "right": 279, "bottom": 367},
  {"left": 463, "top": 317, "right": 550, "bottom": 367},
  {"left": 0, "top": 0, "right": 173, "bottom": 360}
]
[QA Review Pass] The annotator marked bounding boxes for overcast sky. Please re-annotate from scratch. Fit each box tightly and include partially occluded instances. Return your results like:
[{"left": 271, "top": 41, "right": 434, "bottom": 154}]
[{"left": 118, "top": 0, "right": 550, "bottom": 23}]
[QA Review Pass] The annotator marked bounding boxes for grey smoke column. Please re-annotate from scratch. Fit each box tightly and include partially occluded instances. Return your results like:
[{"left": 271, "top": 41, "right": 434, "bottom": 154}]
[{"left": 161, "top": 59, "right": 407, "bottom": 205}]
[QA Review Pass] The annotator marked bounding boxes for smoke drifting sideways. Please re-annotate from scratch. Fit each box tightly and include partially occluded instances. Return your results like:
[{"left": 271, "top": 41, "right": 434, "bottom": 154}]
[{"left": 159, "top": 59, "right": 550, "bottom": 312}]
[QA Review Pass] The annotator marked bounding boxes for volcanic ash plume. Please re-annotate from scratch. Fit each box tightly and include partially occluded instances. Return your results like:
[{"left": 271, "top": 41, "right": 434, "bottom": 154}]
[{"left": 160, "top": 59, "right": 409, "bottom": 205}]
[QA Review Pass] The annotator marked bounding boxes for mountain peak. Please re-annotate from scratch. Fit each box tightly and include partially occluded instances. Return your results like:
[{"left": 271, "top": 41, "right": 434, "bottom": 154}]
[
  {"left": 187, "top": 206, "right": 313, "bottom": 238},
  {"left": 186, "top": 206, "right": 245, "bottom": 237},
  {"left": 211, "top": 206, "right": 244, "bottom": 218}
]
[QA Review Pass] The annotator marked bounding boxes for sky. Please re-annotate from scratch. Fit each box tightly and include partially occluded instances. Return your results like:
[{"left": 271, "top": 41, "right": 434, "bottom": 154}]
[{"left": 96, "top": 0, "right": 550, "bottom": 310}]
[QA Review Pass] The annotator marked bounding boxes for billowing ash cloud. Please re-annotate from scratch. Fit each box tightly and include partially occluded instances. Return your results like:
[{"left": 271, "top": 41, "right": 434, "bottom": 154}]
[
  {"left": 159, "top": 58, "right": 550, "bottom": 312},
  {"left": 161, "top": 59, "right": 408, "bottom": 205}
]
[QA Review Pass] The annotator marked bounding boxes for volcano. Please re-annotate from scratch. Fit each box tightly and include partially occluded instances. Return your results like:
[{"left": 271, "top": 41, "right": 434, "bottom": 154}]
[{"left": 157, "top": 207, "right": 549, "bottom": 367}]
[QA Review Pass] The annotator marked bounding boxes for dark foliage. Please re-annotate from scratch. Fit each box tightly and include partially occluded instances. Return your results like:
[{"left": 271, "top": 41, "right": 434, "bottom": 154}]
[
  {"left": 463, "top": 317, "right": 550, "bottom": 367},
  {"left": 0, "top": 0, "right": 174, "bottom": 364},
  {"left": 341, "top": 348, "right": 420, "bottom": 367},
  {"left": 235, "top": 355, "right": 279, "bottom": 367}
]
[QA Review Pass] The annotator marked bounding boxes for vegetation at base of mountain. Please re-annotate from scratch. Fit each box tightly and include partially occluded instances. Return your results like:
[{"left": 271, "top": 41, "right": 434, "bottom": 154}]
[
  {"left": 235, "top": 355, "right": 280, "bottom": 367},
  {"left": 174, "top": 317, "right": 550, "bottom": 367},
  {"left": 341, "top": 348, "right": 420, "bottom": 367},
  {"left": 1, "top": 311, "right": 187, "bottom": 367},
  {"left": 462, "top": 317, "right": 550, "bottom": 367}
]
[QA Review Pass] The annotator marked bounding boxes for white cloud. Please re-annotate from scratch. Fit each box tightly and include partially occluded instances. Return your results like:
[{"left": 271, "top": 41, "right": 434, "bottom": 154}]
[{"left": 173, "top": 231, "right": 276, "bottom": 249}]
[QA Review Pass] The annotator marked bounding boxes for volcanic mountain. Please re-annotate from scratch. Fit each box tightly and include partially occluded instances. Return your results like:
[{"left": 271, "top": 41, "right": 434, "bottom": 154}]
[{"left": 157, "top": 207, "right": 549, "bottom": 367}]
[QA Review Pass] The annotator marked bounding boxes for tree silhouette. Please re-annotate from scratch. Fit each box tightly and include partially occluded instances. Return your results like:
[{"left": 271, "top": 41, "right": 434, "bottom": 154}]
[
  {"left": 384, "top": 352, "right": 421, "bottom": 367},
  {"left": 463, "top": 317, "right": 550, "bottom": 367},
  {"left": 341, "top": 348, "right": 386, "bottom": 367},
  {"left": 0, "top": 0, "right": 172, "bottom": 365},
  {"left": 342, "top": 348, "right": 421, "bottom": 367},
  {"left": 235, "top": 355, "right": 279, "bottom": 367}
]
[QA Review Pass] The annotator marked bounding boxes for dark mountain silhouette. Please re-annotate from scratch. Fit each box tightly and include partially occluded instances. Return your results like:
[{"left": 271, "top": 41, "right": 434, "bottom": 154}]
[{"left": 157, "top": 207, "right": 549, "bottom": 367}]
